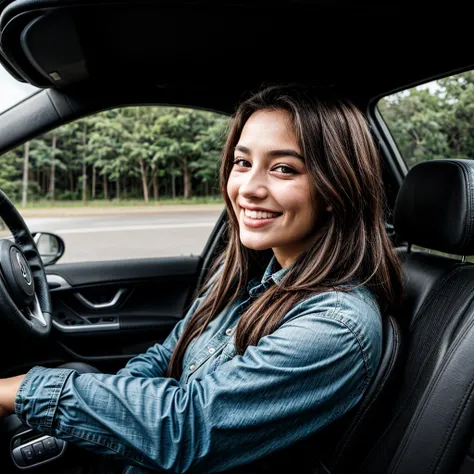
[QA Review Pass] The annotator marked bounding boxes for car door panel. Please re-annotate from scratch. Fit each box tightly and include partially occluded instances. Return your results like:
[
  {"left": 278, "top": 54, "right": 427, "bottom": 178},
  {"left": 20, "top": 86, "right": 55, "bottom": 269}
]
[
  {"left": 43, "top": 256, "right": 200, "bottom": 369},
  {"left": 47, "top": 256, "right": 199, "bottom": 286}
]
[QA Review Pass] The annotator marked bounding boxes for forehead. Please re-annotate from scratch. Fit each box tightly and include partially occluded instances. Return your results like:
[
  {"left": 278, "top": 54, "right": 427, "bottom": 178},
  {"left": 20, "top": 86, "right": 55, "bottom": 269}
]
[{"left": 238, "top": 109, "right": 298, "bottom": 148}]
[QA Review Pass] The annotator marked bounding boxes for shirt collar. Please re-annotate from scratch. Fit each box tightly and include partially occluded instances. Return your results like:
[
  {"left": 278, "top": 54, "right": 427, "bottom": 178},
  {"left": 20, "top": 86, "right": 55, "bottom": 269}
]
[
  {"left": 261, "top": 255, "right": 289, "bottom": 284},
  {"left": 247, "top": 256, "right": 291, "bottom": 297}
]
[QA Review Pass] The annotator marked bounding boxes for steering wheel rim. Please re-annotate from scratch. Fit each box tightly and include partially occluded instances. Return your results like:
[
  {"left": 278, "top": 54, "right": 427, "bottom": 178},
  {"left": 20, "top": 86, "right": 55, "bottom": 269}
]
[{"left": 0, "top": 190, "right": 52, "bottom": 337}]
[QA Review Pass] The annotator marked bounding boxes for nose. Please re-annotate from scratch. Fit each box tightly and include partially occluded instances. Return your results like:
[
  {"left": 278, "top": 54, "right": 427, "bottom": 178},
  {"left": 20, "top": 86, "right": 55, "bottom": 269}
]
[{"left": 238, "top": 168, "right": 268, "bottom": 200}]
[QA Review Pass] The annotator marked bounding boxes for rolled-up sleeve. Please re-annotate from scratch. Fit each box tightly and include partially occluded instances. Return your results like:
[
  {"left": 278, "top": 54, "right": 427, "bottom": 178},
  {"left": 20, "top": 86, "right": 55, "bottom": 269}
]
[{"left": 15, "top": 309, "right": 375, "bottom": 474}]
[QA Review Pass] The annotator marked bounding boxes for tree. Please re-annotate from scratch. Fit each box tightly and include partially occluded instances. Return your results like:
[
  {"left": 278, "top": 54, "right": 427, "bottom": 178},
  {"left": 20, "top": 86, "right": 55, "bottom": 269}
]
[
  {"left": 190, "top": 117, "right": 228, "bottom": 195},
  {"left": 0, "top": 149, "right": 22, "bottom": 200},
  {"left": 153, "top": 109, "right": 227, "bottom": 198},
  {"left": 379, "top": 88, "right": 450, "bottom": 167},
  {"left": 378, "top": 70, "right": 474, "bottom": 170},
  {"left": 28, "top": 134, "right": 66, "bottom": 202},
  {"left": 2, "top": 105, "right": 228, "bottom": 202},
  {"left": 438, "top": 71, "right": 474, "bottom": 159},
  {"left": 86, "top": 111, "right": 124, "bottom": 200},
  {"left": 21, "top": 141, "right": 30, "bottom": 206}
]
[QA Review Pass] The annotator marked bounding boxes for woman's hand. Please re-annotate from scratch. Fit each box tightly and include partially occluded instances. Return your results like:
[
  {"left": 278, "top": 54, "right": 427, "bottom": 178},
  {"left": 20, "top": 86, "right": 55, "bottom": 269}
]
[{"left": 0, "top": 375, "right": 26, "bottom": 417}]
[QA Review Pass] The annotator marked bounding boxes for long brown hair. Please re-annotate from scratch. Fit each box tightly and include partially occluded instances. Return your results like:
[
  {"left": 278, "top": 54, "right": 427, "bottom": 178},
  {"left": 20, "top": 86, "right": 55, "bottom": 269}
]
[{"left": 167, "top": 84, "right": 402, "bottom": 379}]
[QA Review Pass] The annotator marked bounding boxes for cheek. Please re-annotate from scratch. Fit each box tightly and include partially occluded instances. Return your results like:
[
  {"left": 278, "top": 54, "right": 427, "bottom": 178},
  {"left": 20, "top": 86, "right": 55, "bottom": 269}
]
[
  {"left": 226, "top": 179, "right": 234, "bottom": 200},
  {"left": 282, "top": 184, "right": 317, "bottom": 221},
  {"left": 227, "top": 170, "right": 245, "bottom": 195},
  {"left": 278, "top": 187, "right": 311, "bottom": 214},
  {"left": 226, "top": 176, "right": 239, "bottom": 206}
]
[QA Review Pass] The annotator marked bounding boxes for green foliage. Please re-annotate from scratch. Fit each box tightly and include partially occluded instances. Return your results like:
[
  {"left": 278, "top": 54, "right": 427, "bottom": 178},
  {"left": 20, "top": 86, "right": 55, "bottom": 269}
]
[
  {"left": 0, "top": 149, "right": 22, "bottom": 200},
  {"left": 57, "top": 190, "right": 81, "bottom": 201},
  {"left": 0, "top": 106, "right": 229, "bottom": 202},
  {"left": 378, "top": 71, "right": 474, "bottom": 168}
]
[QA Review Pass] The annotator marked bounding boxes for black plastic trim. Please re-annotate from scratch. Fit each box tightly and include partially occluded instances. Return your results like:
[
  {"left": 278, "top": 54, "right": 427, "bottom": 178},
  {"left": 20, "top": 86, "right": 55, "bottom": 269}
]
[{"left": 46, "top": 256, "right": 200, "bottom": 287}]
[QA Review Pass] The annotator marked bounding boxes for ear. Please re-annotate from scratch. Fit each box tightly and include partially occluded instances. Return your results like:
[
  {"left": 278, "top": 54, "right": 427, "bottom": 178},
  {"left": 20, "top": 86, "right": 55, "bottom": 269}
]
[{"left": 326, "top": 205, "right": 333, "bottom": 212}]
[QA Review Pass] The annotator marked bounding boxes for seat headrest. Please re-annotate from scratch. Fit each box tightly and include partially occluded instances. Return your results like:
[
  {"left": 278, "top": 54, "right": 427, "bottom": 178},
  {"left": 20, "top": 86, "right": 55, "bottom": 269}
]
[{"left": 394, "top": 159, "right": 474, "bottom": 256}]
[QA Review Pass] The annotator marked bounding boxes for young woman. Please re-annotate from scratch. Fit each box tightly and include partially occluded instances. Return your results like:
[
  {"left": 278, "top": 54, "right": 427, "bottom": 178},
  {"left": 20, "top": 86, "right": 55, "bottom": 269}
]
[{"left": 0, "top": 84, "right": 402, "bottom": 473}]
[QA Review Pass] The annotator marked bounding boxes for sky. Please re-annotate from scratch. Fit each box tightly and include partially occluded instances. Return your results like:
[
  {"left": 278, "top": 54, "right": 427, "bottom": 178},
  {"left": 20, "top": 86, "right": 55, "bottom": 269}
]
[{"left": 0, "top": 64, "right": 38, "bottom": 113}]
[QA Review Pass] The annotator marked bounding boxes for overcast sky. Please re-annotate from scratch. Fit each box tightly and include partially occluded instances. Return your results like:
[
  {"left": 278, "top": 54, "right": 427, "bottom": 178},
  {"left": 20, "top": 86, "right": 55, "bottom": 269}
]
[{"left": 0, "top": 64, "right": 38, "bottom": 113}]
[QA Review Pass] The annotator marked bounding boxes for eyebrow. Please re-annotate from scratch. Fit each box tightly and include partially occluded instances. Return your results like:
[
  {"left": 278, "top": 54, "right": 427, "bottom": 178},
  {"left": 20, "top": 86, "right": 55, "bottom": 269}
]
[{"left": 234, "top": 145, "right": 304, "bottom": 161}]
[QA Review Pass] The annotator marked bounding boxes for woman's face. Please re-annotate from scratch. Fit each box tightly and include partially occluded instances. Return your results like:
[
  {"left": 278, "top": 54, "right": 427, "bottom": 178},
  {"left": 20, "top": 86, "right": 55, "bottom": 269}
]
[{"left": 227, "top": 109, "right": 321, "bottom": 267}]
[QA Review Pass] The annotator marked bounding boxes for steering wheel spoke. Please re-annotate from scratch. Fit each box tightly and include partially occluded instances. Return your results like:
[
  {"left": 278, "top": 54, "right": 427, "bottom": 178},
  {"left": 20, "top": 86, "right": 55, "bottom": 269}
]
[{"left": 22, "top": 294, "right": 48, "bottom": 328}]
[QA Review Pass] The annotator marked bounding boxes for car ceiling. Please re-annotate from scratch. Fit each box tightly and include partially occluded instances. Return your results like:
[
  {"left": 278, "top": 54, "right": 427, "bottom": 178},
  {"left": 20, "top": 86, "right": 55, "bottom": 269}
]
[{"left": 0, "top": 1, "right": 473, "bottom": 105}]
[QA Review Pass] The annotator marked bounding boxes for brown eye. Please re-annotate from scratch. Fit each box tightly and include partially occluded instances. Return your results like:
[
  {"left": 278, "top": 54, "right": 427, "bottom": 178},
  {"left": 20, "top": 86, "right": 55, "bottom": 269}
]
[
  {"left": 273, "top": 165, "right": 297, "bottom": 174},
  {"left": 232, "top": 158, "right": 251, "bottom": 168}
]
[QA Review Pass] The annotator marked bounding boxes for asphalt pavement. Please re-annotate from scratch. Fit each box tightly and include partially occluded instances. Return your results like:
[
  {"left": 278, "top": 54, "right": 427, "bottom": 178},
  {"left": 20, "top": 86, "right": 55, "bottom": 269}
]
[{"left": 0, "top": 205, "right": 224, "bottom": 263}]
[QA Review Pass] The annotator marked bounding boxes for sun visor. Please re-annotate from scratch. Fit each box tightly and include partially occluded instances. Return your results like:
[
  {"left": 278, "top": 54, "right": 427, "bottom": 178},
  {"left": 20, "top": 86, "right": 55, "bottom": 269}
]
[
  {"left": 20, "top": 11, "right": 87, "bottom": 85},
  {"left": 0, "top": 4, "right": 88, "bottom": 87}
]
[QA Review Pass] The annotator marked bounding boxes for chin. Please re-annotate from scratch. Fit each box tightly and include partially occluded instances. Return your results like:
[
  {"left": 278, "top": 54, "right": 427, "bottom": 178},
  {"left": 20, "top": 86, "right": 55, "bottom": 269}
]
[{"left": 239, "top": 236, "right": 272, "bottom": 251}]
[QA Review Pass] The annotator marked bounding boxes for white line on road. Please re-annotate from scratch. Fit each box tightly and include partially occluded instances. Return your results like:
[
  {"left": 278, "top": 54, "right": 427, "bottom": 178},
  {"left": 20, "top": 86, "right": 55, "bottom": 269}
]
[{"left": 55, "top": 222, "right": 216, "bottom": 234}]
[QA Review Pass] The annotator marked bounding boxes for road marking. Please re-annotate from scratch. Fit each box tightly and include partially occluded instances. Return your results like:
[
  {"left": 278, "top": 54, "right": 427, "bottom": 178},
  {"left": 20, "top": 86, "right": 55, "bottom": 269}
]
[{"left": 55, "top": 222, "right": 216, "bottom": 234}]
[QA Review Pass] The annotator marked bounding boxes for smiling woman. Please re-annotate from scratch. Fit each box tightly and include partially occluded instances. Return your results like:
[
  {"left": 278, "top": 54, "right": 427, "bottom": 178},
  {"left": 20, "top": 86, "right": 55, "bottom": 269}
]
[
  {"left": 227, "top": 109, "right": 318, "bottom": 268},
  {"left": 0, "top": 83, "right": 403, "bottom": 474}
]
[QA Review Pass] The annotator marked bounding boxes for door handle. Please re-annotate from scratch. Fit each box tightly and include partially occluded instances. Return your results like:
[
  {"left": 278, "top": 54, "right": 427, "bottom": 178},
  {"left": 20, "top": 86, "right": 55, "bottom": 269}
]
[{"left": 74, "top": 288, "right": 126, "bottom": 309}]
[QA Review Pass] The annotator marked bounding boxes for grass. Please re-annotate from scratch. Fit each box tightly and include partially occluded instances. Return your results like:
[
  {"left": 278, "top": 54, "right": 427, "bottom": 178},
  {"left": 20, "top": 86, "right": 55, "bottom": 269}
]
[{"left": 12, "top": 196, "right": 224, "bottom": 209}]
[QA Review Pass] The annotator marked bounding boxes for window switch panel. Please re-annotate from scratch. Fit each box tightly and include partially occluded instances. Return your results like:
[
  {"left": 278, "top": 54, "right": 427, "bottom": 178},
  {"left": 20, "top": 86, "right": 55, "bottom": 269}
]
[{"left": 11, "top": 430, "right": 66, "bottom": 469}]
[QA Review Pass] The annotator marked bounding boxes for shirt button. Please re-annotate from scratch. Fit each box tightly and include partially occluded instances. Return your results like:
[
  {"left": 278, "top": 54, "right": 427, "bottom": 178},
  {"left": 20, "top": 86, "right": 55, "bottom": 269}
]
[
  {"left": 209, "top": 348, "right": 215, "bottom": 354},
  {"left": 189, "top": 364, "right": 196, "bottom": 371},
  {"left": 226, "top": 328, "right": 232, "bottom": 335}
]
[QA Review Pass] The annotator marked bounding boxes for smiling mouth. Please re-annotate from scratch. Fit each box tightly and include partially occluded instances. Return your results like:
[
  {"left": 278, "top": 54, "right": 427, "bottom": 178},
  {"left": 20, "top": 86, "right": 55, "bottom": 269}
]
[{"left": 243, "top": 209, "right": 282, "bottom": 219}]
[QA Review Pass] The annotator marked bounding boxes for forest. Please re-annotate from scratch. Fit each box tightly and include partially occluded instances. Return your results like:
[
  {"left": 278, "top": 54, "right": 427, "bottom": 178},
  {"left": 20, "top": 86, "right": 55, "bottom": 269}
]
[
  {"left": 1, "top": 70, "right": 473, "bottom": 205},
  {"left": 1, "top": 107, "right": 228, "bottom": 205},
  {"left": 378, "top": 70, "right": 474, "bottom": 168}
]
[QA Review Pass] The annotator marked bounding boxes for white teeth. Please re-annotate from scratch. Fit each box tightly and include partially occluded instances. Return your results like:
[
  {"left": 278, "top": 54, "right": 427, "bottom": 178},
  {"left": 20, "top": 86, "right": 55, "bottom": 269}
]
[{"left": 244, "top": 209, "right": 280, "bottom": 219}]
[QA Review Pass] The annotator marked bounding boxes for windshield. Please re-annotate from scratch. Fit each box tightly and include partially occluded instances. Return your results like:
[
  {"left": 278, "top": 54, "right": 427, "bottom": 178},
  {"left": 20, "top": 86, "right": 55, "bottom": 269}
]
[{"left": 0, "top": 63, "right": 39, "bottom": 114}]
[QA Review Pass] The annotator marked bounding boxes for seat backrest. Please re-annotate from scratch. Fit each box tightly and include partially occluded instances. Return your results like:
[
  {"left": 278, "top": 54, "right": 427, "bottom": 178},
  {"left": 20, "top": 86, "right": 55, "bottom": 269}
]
[
  {"left": 316, "top": 312, "right": 404, "bottom": 473},
  {"left": 227, "top": 306, "right": 405, "bottom": 474},
  {"left": 358, "top": 159, "right": 474, "bottom": 474}
]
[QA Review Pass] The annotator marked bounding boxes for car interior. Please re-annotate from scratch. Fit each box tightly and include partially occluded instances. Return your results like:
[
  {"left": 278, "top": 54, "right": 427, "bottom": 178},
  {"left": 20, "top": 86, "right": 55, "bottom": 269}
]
[{"left": 0, "top": 1, "right": 474, "bottom": 473}]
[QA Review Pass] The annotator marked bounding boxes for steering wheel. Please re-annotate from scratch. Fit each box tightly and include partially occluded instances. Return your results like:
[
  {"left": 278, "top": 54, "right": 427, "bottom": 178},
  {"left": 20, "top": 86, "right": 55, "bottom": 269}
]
[{"left": 0, "top": 190, "right": 52, "bottom": 337}]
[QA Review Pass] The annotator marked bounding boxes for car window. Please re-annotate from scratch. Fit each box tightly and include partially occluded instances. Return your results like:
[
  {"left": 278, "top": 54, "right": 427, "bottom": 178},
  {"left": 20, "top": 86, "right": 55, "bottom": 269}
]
[
  {"left": 377, "top": 69, "right": 474, "bottom": 169},
  {"left": 378, "top": 69, "right": 474, "bottom": 261},
  {"left": 0, "top": 106, "right": 228, "bottom": 263}
]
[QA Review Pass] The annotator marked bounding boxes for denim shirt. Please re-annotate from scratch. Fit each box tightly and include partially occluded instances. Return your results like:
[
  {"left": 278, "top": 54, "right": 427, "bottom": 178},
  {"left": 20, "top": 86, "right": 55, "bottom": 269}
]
[{"left": 15, "top": 257, "right": 382, "bottom": 474}]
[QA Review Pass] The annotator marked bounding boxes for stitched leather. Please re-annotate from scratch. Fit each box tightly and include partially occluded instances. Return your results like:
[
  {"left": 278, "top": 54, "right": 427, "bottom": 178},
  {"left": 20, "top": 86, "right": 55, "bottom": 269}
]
[
  {"left": 360, "top": 256, "right": 474, "bottom": 474},
  {"left": 316, "top": 314, "right": 404, "bottom": 473},
  {"left": 390, "top": 298, "right": 474, "bottom": 473}
]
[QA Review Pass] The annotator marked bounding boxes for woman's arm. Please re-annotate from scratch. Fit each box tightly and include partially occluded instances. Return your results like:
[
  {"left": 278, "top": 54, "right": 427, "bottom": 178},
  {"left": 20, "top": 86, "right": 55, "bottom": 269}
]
[
  {"left": 0, "top": 294, "right": 203, "bottom": 417},
  {"left": 0, "top": 374, "right": 25, "bottom": 417},
  {"left": 14, "top": 302, "right": 380, "bottom": 474}
]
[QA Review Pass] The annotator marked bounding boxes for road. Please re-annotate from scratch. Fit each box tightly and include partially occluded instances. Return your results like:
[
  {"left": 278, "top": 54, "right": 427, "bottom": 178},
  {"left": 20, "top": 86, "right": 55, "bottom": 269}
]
[{"left": 1, "top": 209, "right": 224, "bottom": 263}]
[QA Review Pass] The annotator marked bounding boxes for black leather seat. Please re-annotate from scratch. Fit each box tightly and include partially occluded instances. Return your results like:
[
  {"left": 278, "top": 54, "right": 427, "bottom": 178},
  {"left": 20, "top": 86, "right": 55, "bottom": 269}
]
[
  {"left": 356, "top": 159, "right": 474, "bottom": 473},
  {"left": 316, "top": 312, "right": 404, "bottom": 473},
  {"left": 220, "top": 314, "right": 404, "bottom": 474}
]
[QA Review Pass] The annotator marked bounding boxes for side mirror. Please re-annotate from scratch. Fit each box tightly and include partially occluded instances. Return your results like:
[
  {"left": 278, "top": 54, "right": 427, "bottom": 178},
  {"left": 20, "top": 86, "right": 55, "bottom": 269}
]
[{"left": 32, "top": 232, "right": 65, "bottom": 266}]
